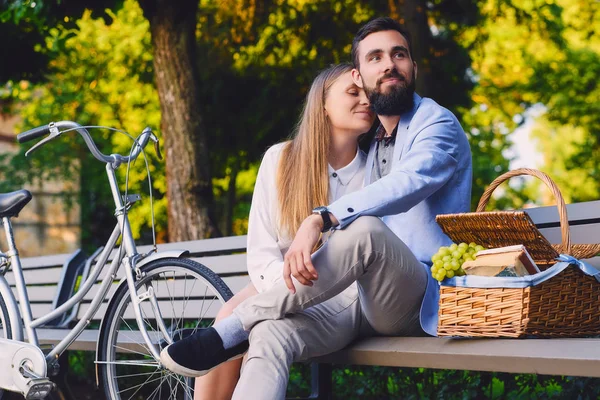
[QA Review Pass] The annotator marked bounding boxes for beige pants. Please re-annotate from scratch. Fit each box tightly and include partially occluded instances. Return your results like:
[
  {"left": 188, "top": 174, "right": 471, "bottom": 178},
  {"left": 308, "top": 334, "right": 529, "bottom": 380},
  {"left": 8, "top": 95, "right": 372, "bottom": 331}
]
[{"left": 232, "top": 217, "right": 427, "bottom": 400}]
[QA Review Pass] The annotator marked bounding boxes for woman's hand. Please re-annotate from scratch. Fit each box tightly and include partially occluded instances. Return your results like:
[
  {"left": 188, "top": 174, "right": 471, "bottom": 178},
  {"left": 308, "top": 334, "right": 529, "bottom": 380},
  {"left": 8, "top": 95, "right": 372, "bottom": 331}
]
[{"left": 283, "top": 214, "right": 322, "bottom": 293}]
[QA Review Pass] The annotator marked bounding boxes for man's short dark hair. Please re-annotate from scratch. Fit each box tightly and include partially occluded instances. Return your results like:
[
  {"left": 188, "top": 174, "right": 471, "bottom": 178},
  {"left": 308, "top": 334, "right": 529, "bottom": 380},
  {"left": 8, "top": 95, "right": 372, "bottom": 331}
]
[{"left": 351, "top": 17, "right": 413, "bottom": 68}]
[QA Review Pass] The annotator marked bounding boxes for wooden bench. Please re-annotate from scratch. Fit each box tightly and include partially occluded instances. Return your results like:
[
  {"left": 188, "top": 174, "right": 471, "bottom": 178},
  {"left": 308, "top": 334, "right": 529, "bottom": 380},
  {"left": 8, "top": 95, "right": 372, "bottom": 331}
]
[{"left": 6, "top": 200, "right": 600, "bottom": 399}]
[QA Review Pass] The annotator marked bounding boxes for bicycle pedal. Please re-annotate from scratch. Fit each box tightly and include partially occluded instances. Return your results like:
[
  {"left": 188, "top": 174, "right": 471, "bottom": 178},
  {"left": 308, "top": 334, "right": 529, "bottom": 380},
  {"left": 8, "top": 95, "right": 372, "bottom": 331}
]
[{"left": 25, "top": 378, "right": 55, "bottom": 400}]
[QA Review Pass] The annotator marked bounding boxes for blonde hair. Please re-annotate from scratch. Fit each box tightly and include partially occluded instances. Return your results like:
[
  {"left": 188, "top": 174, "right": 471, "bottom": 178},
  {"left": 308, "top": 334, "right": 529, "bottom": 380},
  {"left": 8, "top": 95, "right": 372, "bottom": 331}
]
[{"left": 276, "top": 63, "right": 353, "bottom": 238}]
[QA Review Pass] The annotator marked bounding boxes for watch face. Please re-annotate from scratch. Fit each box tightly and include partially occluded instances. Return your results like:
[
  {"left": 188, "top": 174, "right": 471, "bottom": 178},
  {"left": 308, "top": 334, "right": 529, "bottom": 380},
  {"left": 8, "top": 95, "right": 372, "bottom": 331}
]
[{"left": 313, "top": 206, "right": 327, "bottom": 214}]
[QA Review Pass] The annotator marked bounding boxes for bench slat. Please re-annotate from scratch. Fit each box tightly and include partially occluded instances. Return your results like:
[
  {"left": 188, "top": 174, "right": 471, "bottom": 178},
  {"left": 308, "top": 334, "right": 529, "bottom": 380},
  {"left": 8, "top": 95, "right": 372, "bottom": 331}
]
[
  {"left": 537, "top": 224, "right": 600, "bottom": 246},
  {"left": 317, "top": 336, "right": 600, "bottom": 378},
  {"left": 19, "top": 253, "right": 72, "bottom": 269},
  {"left": 136, "top": 236, "right": 247, "bottom": 255},
  {"left": 525, "top": 200, "right": 600, "bottom": 225},
  {"left": 5, "top": 267, "right": 64, "bottom": 285},
  {"left": 77, "top": 299, "right": 223, "bottom": 321},
  {"left": 79, "top": 275, "right": 250, "bottom": 302},
  {"left": 11, "top": 286, "right": 57, "bottom": 302},
  {"left": 94, "top": 254, "right": 248, "bottom": 281},
  {"left": 35, "top": 329, "right": 600, "bottom": 379}
]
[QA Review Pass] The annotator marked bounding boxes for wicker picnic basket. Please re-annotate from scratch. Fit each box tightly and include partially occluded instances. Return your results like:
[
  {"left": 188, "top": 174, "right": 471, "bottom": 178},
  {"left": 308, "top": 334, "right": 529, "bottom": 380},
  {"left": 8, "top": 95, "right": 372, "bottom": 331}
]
[{"left": 435, "top": 168, "right": 600, "bottom": 338}]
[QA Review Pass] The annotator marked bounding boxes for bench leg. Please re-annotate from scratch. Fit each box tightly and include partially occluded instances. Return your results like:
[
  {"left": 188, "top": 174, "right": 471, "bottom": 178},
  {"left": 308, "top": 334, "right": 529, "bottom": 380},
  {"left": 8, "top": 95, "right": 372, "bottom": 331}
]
[{"left": 288, "top": 363, "right": 333, "bottom": 400}]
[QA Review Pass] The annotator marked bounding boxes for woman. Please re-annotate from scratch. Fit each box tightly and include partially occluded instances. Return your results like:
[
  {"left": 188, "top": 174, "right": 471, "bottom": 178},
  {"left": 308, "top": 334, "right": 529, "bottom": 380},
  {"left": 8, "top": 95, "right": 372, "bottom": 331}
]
[{"left": 194, "top": 63, "right": 374, "bottom": 399}]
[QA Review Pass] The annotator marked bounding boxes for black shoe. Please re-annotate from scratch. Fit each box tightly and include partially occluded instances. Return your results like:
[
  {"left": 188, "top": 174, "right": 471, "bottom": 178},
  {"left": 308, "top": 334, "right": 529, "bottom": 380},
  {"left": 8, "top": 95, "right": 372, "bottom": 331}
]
[{"left": 160, "top": 327, "right": 249, "bottom": 377}]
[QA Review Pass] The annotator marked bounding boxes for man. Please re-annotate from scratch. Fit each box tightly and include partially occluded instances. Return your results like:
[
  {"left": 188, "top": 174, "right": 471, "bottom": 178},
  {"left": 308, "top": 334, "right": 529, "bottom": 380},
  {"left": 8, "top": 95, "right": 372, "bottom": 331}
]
[{"left": 161, "top": 17, "right": 472, "bottom": 398}]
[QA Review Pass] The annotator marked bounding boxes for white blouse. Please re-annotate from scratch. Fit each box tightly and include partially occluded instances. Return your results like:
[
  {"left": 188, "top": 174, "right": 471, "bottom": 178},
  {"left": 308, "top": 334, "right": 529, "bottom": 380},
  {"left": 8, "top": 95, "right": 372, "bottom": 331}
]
[{"left": 247, "top": 142, "right": 367, "bottom": 293}]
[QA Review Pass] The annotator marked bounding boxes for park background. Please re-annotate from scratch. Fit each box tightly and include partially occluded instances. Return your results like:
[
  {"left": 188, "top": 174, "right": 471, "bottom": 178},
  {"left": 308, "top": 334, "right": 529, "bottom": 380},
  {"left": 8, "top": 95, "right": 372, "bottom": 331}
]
[{"left": 1, "top": 0, "right": 599, "bottom": 398}]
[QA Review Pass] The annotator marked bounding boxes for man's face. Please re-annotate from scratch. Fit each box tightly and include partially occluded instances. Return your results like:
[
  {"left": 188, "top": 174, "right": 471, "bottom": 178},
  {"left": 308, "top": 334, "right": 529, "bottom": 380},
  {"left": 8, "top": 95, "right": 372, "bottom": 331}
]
[{"left": 352, "top": 30, "right": 417, "bottom": 116}]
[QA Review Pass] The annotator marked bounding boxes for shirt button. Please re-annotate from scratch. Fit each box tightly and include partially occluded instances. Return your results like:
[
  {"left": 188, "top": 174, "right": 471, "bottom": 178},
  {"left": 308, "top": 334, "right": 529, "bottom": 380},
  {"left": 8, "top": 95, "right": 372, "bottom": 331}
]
[
  {"left": 260, "top": 275, "right": 264, "bottom": 280},
  {"left": 382, "top": 159, "right": 387, "bottom": 164},
  {"left": 332, "top": 172, "right": 338, "bottom": 178},
  {"left": 347, "top": 207, "right": 354, "bottom": 213}
]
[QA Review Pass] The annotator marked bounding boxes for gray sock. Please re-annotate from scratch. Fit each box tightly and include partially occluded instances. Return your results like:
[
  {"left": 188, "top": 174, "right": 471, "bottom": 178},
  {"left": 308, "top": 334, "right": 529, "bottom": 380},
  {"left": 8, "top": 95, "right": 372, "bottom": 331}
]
[{"left": 213, "top": 314, "right": 249, "bottom": 349}]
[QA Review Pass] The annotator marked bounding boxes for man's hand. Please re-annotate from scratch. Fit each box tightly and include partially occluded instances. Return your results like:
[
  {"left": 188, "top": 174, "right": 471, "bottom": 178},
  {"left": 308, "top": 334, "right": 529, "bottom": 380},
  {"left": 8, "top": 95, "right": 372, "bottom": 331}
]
[{"left": 283, "top": 214, "right": 323, "bottom": 294}]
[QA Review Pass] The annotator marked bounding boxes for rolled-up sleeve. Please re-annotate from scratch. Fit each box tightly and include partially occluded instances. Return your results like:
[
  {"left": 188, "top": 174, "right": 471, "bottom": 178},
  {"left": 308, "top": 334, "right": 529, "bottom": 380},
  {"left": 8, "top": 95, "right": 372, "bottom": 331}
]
[
  {"left": 328, "top": 118, "right": 460, "bottom": 228},
  {"left": 246, "top": 145, "right": 287, "bottom": 292}
]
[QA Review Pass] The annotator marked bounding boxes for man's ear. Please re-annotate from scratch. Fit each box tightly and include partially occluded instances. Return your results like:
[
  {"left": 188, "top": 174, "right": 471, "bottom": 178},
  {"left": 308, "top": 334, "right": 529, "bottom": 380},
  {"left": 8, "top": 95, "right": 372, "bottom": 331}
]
[
  {"left": 351, "top": 68, "right": 363, "bottom": 88},
  {"left": 413, "top": 61, "right": 418, "bottom": 80}
]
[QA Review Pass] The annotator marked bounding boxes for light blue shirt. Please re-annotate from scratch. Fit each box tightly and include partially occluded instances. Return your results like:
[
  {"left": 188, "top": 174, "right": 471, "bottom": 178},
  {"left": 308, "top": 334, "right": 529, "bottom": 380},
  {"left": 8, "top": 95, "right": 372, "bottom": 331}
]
[{"left": 327, "top": 93, "right": 472, "bottom": 336}]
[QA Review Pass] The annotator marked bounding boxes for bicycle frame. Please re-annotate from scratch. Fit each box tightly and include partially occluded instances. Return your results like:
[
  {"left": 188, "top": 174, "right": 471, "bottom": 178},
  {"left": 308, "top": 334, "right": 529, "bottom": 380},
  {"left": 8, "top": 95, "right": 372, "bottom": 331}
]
[{"left": 0, "top": 161, "right": 169, "bottom": 363}]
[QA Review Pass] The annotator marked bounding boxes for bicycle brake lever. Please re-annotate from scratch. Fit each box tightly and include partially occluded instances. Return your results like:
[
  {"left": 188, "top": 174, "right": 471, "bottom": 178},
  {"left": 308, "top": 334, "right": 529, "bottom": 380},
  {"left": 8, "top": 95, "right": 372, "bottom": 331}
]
[
  {"left": 25, "top": 122, "right": 61, "bottom": 157},
  {"left": 154, "top": 139, "right": 163, "bottom": 160}
]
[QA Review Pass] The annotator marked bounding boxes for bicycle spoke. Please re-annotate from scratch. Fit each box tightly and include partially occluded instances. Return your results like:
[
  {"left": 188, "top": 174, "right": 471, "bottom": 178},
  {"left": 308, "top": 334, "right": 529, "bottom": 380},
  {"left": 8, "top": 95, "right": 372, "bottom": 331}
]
[
  {"left": 145, "top": 378, "right": 163, "bottom": 400},
  {"left": 100, "top": 261, "right": 229, "bottom": 399},
  {"left": 172, "top": 373, "right": 194, "bottom": 399},
  {"left": 192, "top": 285, "right": 209, "bottom": 335},
  {"left": 119, "top": 372, "right": 163, "bottom": 396},
  {"left": 175, "top": 273, "right": 196, "bottom": 332},
  {"left": 97, "top": 360, "right": 160, "bottom": 367},
  {"left": 114, "top": 370, "right": 160, "bottom": 379},
  {"left": 118, "top": 317, "right": 153, "bottom": 356}
]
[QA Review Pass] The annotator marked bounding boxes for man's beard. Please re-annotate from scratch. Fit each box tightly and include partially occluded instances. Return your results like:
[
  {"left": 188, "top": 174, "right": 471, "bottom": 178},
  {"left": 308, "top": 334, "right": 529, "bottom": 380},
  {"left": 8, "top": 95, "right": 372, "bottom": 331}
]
[{"left": 365, "top": 70, "right": 416, "bottom": 116}]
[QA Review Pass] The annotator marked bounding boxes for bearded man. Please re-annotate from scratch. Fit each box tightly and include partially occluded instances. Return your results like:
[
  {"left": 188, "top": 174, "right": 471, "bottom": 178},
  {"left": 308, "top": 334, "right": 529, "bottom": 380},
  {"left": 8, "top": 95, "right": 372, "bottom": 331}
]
[{"left": 161, "top": 17, "right": 473, "bottom": 400}]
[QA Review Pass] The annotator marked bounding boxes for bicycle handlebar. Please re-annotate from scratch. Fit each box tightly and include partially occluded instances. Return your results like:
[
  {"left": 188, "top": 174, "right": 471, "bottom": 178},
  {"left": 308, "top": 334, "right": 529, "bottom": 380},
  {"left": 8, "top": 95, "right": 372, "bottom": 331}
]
[
  {"left": 17, "top": 125, "right": 51, "bottom": 143},
  {"left": 17, "top": 121, "right": 157, "bottom": 165}
]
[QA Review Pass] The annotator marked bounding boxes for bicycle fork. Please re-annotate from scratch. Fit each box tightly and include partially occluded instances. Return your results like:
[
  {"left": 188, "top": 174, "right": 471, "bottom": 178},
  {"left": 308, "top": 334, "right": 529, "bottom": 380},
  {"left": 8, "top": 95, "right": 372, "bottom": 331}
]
[{"left": 122, "top": 256, "right": 172, "bottom": 361}]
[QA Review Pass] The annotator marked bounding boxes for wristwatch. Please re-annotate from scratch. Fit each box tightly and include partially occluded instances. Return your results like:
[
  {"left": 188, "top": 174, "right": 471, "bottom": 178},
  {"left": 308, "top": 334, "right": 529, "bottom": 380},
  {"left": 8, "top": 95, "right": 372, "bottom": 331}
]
[{"left": 312, "top": 206, "right": 332, "bottom": 232}]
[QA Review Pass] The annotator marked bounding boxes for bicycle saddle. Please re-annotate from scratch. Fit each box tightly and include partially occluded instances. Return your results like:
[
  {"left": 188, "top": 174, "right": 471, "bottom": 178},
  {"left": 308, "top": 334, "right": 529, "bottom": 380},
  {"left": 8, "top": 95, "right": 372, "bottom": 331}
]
[{"left": 0, "top": 189, "right": 32, "bottom": 218}]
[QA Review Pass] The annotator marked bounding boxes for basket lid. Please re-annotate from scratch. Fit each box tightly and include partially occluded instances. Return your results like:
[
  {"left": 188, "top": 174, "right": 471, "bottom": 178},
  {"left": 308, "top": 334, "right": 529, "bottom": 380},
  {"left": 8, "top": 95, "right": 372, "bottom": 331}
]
[{"left": 436, "top": 210, "right": 559, "bottom": 265}]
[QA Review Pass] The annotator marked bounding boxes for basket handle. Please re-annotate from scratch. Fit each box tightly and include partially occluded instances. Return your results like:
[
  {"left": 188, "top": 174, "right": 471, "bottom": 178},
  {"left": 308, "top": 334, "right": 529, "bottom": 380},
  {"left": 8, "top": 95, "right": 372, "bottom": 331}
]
[{"left": 476, "top": 168, "right": 572, "bottom": 255}]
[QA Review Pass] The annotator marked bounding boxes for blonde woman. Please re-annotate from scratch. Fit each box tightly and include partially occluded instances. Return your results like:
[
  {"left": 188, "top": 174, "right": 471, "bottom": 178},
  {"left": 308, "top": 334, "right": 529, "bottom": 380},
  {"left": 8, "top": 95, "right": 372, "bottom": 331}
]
[{"left": 192, "top": 63, "right": 374, "bottom": 399}]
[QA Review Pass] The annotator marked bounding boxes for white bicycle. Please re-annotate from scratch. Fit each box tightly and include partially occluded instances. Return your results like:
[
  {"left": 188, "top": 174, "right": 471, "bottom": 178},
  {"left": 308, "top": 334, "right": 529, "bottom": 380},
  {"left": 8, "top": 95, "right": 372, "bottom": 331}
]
[{"left": 0, "top": 121, "right": 233, "bottom": 399}]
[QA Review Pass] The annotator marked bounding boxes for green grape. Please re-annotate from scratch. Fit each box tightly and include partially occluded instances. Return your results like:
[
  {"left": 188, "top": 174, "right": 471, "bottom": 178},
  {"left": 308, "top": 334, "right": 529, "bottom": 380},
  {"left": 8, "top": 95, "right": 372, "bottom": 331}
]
[
  {"left": 442, "top": 255, "right": 452, "bottom": 262},
  {"left": 450, "top": 260, "right": 460, "bottom": 270},
  {"left": 437, "top": 269, "right": 447, "bottom": 281},
  {"left": 450, "top": 243, "right": 458, "bottom": 251},
  {"left": 451, "top": 250, "right": 461, "bottom": 259},
  {"left": 458, "top": 242, "right": 468, "bottom": 249},
  {"left": 446, "top": 270, "right": 455, "bottom": 278},
  {"left": 469, "top": 242, "right": 477, "bottom": 248},
  {"left": 434, "top": 260, "right": 443, "bottom": 268},
  {"left": 443, "top": 262, "right": 452, "bottom": 271},
  {"left": 431, "top": 266, "right": 438, "bottom": 273},
  {"left": 463, "top": 254, "right": 473, "bottom": 262},
  {"left": 432, "top": 254, "right": 442, "bottom": 263},
  {"left": 457, "top": 247, "right": 467, "bottom": 255},
  {"left": 475, "top": 245, "right": 485, "bottom": 253}
]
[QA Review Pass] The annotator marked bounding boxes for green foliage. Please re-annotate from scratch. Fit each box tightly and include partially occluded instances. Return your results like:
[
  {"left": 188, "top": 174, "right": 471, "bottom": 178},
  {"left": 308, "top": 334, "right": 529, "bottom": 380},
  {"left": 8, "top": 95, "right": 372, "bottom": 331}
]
[
  {"left": 285, "top": 366, "right": 600, "bottom": 399},
  {"left": 0, "top": 0, "right": 164, "bottom": 247},
  {"left": 460, "top": 0, "right": 600, "bottom": 207}
]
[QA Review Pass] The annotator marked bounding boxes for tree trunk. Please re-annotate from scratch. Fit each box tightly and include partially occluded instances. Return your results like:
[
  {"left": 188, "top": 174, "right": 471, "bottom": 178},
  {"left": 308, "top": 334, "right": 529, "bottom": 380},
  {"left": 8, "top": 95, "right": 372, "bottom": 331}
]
[
  {"left": 138, "top": 0, "right": 221, "bottom": 241},
  {"left": 390, "top": 0, "right": 433, "bottom": 97}
]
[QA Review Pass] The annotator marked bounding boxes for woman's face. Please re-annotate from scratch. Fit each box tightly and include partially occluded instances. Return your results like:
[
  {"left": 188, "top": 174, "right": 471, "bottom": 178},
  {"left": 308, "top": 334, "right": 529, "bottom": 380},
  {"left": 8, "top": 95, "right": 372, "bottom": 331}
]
[{"left": 324, "top": 71, "right": 375, "bottom": 137}]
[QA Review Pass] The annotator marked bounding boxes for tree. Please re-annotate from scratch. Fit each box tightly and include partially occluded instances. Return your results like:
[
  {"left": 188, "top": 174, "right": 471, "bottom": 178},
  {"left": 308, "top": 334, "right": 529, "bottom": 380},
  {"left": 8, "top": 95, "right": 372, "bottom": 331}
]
[
  {"left": 2, "top": 0, "right": 222, "bottom": 241},
  {"left": 0, "top": 1, "right": 164, "bottom": 248},
  {"left": 459, "top": 0, "right": 600, "bottom": 207},
  {"left": 137, "top": 0, "right": 221, "bottom": 240}
]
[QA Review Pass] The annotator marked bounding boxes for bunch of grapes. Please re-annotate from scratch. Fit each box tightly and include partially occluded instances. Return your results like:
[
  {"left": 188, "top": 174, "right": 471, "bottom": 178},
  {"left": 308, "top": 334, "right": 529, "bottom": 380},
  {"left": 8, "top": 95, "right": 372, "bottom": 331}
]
[{"left": 430, "top": 242, "right": 485, "bottom": 282}]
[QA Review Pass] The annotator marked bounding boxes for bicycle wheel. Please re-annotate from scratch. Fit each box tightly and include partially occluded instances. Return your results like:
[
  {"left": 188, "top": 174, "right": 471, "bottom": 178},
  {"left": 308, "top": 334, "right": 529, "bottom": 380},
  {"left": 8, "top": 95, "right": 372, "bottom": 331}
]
[
  {"left": 97, "top": 257, "right": 233, "bottom": 400},
  {"left": 0, "top": 294, "right": 12, "bottom": 400}
]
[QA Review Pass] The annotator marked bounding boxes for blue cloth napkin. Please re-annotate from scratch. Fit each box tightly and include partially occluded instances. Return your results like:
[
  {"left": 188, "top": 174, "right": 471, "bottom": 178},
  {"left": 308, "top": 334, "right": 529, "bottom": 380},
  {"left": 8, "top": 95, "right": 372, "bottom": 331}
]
[{"left": 441, "top": 254, "right": 600, "bottom": 288}]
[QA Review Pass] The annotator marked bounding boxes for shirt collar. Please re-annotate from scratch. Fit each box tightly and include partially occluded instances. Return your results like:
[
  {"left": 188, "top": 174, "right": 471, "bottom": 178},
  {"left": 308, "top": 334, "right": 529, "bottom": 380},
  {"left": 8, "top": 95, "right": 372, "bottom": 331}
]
[{"left": 328, "top": 149, "right": 363, "bottom": 186}]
